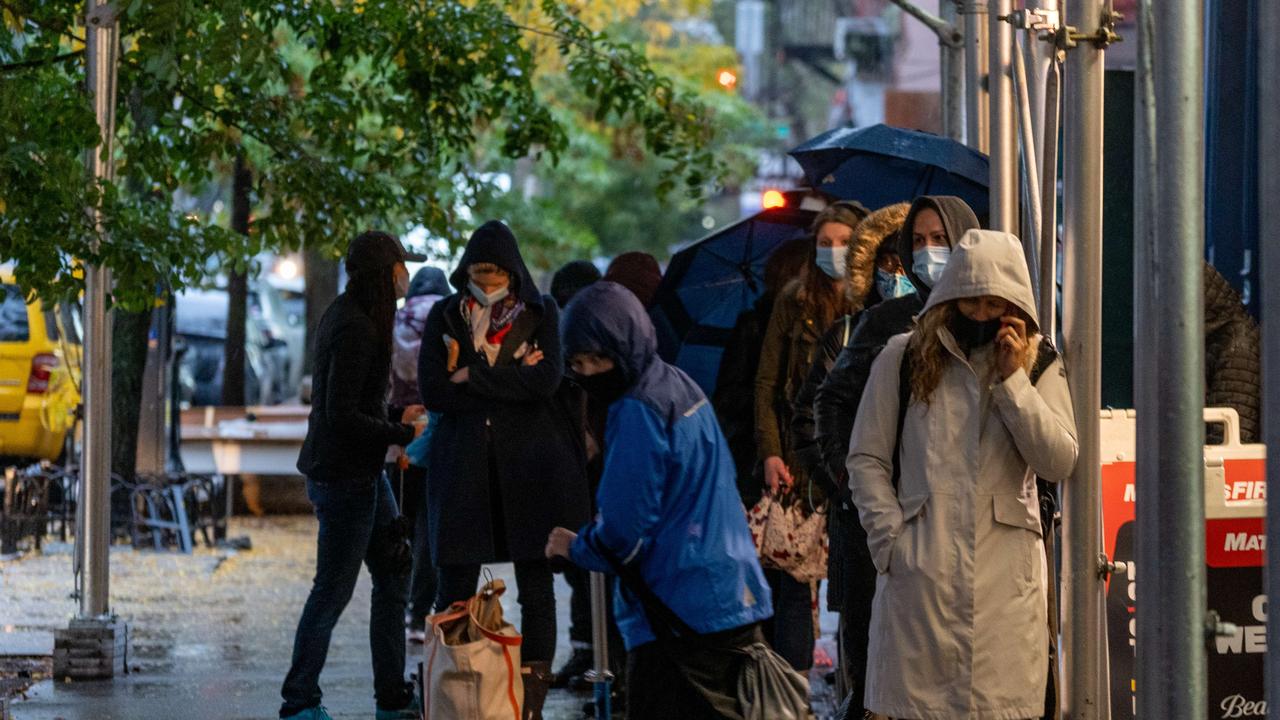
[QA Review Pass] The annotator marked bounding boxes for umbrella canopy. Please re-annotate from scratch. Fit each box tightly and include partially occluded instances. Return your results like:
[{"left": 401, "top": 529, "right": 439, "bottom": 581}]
[
  {"left": 789, "top": 123, "right": 990, "bottom": 219},
  {"left": 650, "top": 203, "right": 818, "bottom": 394}
]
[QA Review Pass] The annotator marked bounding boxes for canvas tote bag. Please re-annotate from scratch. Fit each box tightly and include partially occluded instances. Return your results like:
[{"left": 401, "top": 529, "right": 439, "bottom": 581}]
[{"left": 420, "top": 578, "right": 523, "bottom": 720}]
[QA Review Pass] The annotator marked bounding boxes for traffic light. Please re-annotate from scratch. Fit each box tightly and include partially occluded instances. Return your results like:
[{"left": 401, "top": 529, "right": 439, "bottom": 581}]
[
  {"left": 761, "top": 189, "right": 786, "bottom": 209},
  {"left": 717, "top": 69, "right": 738, "bottom": 91}
]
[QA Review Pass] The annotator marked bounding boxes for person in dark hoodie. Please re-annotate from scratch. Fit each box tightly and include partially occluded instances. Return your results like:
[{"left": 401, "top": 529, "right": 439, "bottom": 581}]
[
  {"left": 385, "top": 266, "right": 450, "bottom": 640},
  {"left": 546, "top": 281, "right": 773, "bottom": 720},
  {"left": 551, "top": 260, "right": 602, "bottom": 309},
  {"left": 811, "top": 195, "right": 979, "bottom": 711},
  {"left": 282, "top": 231, "right": 424, "bottom": 720},
  {"left": 417, "top": 221, "right": 590, "bottom": 718}
]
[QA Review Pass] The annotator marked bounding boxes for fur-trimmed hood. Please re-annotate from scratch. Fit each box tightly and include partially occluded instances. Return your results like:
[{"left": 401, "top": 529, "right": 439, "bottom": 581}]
[{"left": 845, "top": 202, "right": 911, "bottom": 306}]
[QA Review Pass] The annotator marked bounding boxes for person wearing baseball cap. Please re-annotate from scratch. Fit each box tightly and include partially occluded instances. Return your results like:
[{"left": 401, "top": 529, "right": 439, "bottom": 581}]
[{"left": 281, "top": 230, "right": 427, "bottom": 720}]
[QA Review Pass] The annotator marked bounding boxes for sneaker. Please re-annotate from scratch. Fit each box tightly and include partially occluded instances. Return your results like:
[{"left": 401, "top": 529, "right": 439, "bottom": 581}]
[
  {"left": 375, "top": 693, "right": 422, "bottom": 720},
  {"left": 552, "top": 647, "right": 593, "bottom": 689},
  {"left": 281, "top": 707, "right": 333, "bottom": 720}
]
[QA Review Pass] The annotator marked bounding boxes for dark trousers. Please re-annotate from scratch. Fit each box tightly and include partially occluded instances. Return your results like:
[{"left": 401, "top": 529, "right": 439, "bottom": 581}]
[
  {"left": 762, "top": 568, "right": 814, "bottom": 671},
  {"left": 436, "top": 559, "right": 557, "bottom": 664},
  {"left": 280, "top": 473, "right": 410, "bottom": 717},
  {"left": 627, "top": 623, "right": 763, "bottom": 720},
  {"left": 387, "top": 463, "right": 438, "bottom": 626}
]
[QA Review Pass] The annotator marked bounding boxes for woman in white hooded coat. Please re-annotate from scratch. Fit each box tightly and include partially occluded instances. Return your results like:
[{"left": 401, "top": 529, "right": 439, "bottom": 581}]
[{"left": 847, "top": 229, "right": 1078, "bottom": 720}]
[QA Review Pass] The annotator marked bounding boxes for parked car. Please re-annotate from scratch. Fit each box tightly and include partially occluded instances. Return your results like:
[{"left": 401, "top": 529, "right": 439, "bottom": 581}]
[
  {"left": 174, "top": 289, "right": 291, "bottom": 407},
  {"left": 249, "top": 281, "right": 305, "bottom": 399},
  {"left": 0, "top": 276, "right": 82, "bottom": 462}
]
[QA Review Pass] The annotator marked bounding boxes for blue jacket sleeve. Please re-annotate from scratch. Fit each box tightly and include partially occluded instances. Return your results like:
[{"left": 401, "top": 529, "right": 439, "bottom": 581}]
[{"left": 570, "top": 398, "right": 669, "bottom": 573}]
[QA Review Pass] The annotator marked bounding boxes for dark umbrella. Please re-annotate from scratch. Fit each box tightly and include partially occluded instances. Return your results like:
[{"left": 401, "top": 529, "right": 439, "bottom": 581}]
[
  {"left": 789, "top": 123, "right": 990, "bottom": 218},
  {"left": 650, "top": 195, "right": 820, "bottom": 394}
]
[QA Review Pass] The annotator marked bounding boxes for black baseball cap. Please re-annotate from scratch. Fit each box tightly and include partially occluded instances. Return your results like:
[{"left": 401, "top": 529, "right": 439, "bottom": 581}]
[{"left": 346, "top": 230, "right": 427, "bottom": 272}]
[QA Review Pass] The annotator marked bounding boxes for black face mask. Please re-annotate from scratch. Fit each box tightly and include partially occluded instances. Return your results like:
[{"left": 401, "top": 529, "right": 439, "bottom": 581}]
[
  {"left": 950, "top": 313, "right": 1002, "bottom": 351},
  {"left": 572, "top": 365, "right": 631, "bottom": 405}
]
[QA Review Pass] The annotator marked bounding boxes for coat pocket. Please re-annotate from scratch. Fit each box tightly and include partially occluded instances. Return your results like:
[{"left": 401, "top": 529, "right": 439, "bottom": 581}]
[
  {"left": 992, "top": 493, "right": 1040, "bottom": 593},
  {"left": 885, "top": 493, "right": 929, "bottom": 576}
]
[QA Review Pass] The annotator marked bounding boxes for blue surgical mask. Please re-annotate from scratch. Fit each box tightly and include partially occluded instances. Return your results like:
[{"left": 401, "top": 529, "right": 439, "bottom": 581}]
[
  {"left": 875, "top": 269, "right": 916, "bottom": 299},
  {"left": 815, "top": 246, "right": 849, "bottom": 280},
  {"left": 912, "top": 246, "right": 951, "bottom": 287},
  {"left": 468, "top": 280, "right": 509, "bottom": 307}
]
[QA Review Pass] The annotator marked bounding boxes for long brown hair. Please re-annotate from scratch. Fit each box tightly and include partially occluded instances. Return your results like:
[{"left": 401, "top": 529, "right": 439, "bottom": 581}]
[{"left": 907, "top": 301, "right": 1040, "bottom": 403}]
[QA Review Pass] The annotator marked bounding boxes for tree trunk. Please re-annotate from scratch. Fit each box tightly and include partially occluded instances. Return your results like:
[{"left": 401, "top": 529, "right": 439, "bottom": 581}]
[
  {"left": 109, "top": 307, "right": 154, "bottom": 482},
  {"left": 303, "top": 248, "right": 339, "bottom": 376},
  {"left": 222, "top": 153, "right": 251, "bottom": 406}
]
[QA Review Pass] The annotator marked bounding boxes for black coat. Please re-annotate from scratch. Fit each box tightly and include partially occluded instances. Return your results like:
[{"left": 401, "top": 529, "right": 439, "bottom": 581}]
[
  {"left": 418, "top": 222, "right": 589, "bottom": 565},
  {"left": 711, "top": 292, "right": 776, "bottom": 508},
  {"left": 1204, "top": 262, "right": 1261, "bottom": 443},
  {"left": 297, "top": 292, "right": 414, "bottom": 485}
]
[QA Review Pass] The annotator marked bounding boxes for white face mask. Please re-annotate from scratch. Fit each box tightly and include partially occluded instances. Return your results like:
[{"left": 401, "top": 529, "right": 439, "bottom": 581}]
[
  {"left": 815, "top": 246, "right": 849, "bottom": 279},
  {"left": 468, "top": 280, "right": 509, "bottom": 307},
  {"left": 912, "top": 246, "right": 951, "bottom": 287}
]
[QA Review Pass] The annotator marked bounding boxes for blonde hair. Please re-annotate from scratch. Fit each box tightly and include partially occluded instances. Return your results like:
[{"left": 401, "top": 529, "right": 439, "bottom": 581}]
[{"left": 907, "top": 301, "right": 1040, "bottom": 403}]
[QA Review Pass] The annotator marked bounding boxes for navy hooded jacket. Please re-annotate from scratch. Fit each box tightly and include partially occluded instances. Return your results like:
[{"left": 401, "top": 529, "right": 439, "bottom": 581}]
[{"left": 561, "top": 282, "right": 773, "bottom": 650}]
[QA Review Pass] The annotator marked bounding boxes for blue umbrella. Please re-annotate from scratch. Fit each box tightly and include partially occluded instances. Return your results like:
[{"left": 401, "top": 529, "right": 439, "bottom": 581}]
[
  {"left": 789, "top": 123, "right": 990, "bottom": 219},
  {"left": 650, "top": 201, "right": 818, "bottom": 394}
]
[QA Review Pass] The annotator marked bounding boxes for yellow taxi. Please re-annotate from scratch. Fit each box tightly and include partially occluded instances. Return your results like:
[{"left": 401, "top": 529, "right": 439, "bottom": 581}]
[{"left": 0, "top": 275, "right": 81, "bottom": 461}]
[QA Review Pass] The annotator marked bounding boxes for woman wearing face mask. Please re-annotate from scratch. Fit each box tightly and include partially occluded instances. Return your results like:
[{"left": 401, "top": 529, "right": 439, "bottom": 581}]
[
  {"left": 417, "top": 221, "right": 590, "bottom": 719},
  {"left": 809, "top": 195, "right": 978, "bottom": 709},
  {"left": 847, "top": 230, "right": 1078, "bottom": 720},
  {"left": 751, "top": 199, "right": 871, "bottom": 671},
  {"left": 282, "top": 231, "right": 426, "bottom": 720}
]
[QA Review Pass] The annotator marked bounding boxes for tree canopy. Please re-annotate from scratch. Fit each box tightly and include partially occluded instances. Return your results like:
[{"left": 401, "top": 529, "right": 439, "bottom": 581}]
[{"left": 1, "top": 0, "right": 746, "bottom": 307}]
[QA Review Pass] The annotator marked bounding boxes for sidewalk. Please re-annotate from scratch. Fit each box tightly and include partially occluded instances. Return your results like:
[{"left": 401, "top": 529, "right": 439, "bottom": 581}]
[{"left": 0, "top": 517, "right": 839, "bottom": 720}]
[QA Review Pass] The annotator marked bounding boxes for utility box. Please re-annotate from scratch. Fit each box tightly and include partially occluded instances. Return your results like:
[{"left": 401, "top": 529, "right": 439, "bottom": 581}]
[{"left": 1100, "top": 408, "right": 1266, "bottom": 718}]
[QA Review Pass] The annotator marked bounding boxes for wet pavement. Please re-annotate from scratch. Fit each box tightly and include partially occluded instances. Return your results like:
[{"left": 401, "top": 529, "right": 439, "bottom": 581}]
[{"left": 0, "top": 516, "right": 840, "bottom": 720}]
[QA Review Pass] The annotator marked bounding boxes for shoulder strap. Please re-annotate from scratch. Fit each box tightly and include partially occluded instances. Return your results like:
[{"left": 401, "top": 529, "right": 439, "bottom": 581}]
[
  {"left": 1029, "top": 336, "right": 1059, "bottom": 385},
  {"left": 891, "top": 346, "right": 912, "bottom": 495},
  {"left": 841, "top": 315, "right": 853, "bottom": 347}
]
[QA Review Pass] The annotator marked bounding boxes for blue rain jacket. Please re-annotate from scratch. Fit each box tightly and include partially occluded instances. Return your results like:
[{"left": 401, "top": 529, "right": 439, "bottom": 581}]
[{"left": 561, "top": 282, "right": 773, "bottom": 650}]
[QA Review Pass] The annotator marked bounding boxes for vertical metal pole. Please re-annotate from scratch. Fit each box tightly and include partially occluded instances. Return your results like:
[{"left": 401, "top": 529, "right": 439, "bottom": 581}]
[
  {"left": 963, "top": 0, "right": 990, "bottom": 153},
  {"left": 941, "top": 1, "right": 967, "bottom": 143},
  {"left": 988, "top": 0, "right": 1017, "bottom": 232},
  {"left": 1132, "top": 4, "right": 1165, "bottom": 718},
  {"left": 1014, "top": 37, "right": 1044, "bottom": 296},
  {"left": 1039, "top": 58, "right": 1062, "bottom": 341},
  {"left": 1148, "top": 0, "right": 1207, "bottom": 717},
  {"left": 79, "top": 0, "right": 119, "bottom": 620},
  {"left": 1060, "top": 0, "right": 1106, "bottom": 715},
  {"left": 587, "top": 572, "right": 613, "bottom": 720},
  {"left": 1023, "top": 0, "right": 1060, "bottom": 168},
  {"left": 1262, "top": 0, "right": 1280, "bottom": 716}
]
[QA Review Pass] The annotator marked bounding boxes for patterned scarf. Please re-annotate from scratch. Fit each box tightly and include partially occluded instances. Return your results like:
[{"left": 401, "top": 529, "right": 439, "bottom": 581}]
[{"left": 462, "top": 295, "right": 525, "bottom": 365}]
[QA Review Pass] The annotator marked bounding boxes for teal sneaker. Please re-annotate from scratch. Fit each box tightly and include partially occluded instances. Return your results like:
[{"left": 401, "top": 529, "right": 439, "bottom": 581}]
[
  {"left": 375, "top": 694, "right": 422, "bottom": 720},
  {"left": 282, "top": 707, "right": 333, "bottom": 720}
]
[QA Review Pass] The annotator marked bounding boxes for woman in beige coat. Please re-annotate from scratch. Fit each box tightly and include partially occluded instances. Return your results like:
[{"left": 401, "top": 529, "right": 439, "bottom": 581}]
[{"left": 847, "top": 229, "right": 1078, "bottom": 720}]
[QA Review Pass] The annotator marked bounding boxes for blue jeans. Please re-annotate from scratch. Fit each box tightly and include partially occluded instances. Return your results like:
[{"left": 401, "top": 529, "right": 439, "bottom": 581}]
[{"left": 280, "top": 473, "right": 411, "bottom": 717}]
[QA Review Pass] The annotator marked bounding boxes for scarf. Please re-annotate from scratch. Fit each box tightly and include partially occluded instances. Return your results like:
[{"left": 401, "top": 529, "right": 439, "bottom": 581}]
[{"left": 462, "top": 295, "right": 525, "bottom": 365}]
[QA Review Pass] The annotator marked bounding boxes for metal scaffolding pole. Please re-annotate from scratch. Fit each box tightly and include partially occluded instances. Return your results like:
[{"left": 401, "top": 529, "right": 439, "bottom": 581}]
[
  {"left": 940, "top": 1, "right": 966, "bottom": 143},
  {"left": 1143, "top": 0, "right": 1207, "bottom": 717},
  {"left": 988, "top": 0, "right": 1017, "bottom": 232},
  {"left": 1262, "top": 0, "right": 1280, "bottom": 714},
  {"left": 1133, "top": 3, "right": 1165, "bottom": 715},
  {"left": 1060, "top": 0, "right": 1107, "bottom": 715},
  {"left": 1014, "top": 36, "right": 1044, "bottom": 298},
  {"left": 963, "top": 0, "right": 990, "bottom": 153},
  {"left": 79, "top": 0, "right": 119, "bottom": 620}
]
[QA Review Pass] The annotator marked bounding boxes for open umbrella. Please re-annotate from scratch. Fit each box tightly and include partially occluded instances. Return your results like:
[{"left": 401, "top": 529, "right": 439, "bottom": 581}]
[
  {"left": 650, "top": 198, "right": 819, "bottom": 394},
  {"left": 789, "top": 123, "right": 990, "bottom": 218}
]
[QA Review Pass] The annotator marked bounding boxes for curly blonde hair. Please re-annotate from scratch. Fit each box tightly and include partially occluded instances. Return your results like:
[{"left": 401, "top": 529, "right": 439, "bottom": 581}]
[{"left": 907, "top": 301, "right": 1041, "bottom": 403}]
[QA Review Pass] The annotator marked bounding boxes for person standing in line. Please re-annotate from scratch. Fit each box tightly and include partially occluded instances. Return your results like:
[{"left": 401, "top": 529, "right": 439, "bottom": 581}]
[
  {"left": 418, "top": 221, "right": 590, "bottom": 719},
  {"left": 752, "top": 200, "right": 871, "bottom": 671},
  {"left": 811, "top": 195, "right": 980, "bottom": 706},
  {"left": 281, "top": 231, "right": 425, "bottom": 720},
  {"left": 603, "top": 251, "right": 662, "bottom": 309},
  {"left": 847, "top": 230, "right": 1077, "bottom": 719},
  {"left": 385, "top": 266, "right": 450, "bottom": 641},
  {"left": 546, "top": 281, "right": 773, "bottom": 720}
]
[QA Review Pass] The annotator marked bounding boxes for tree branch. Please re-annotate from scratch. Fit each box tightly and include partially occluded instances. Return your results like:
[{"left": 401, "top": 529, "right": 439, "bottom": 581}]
[{"left": 0, "top": 49, "right": 85, "bottom": 73}]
